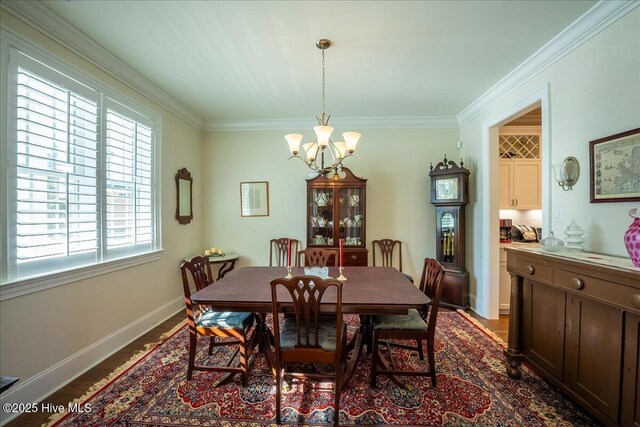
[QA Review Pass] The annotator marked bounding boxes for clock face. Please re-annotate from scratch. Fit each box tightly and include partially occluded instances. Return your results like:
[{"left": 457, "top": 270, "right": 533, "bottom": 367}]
[{"left": 435, "top": 177, "right": 459, "bottom": 200}]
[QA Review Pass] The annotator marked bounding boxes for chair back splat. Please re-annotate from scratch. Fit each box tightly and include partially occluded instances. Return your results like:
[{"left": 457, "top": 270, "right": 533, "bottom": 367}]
[
  {"left": 372, "top": 239, "right": 403, "bottom": 271},
  {"left": 420, "top": 258, "right": 446, "bottom": 337},
  {"left": 297, "top": 248, "right": 339, "bottom": 267},
  {"left": 270, "top": 238, "right": 299, "bottom": 267}
]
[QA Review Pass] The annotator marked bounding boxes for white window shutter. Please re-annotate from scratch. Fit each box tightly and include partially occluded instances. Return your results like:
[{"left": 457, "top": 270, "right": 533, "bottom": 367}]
[{"left": 13, "top": 65, "right": 100, "bottom": 277}]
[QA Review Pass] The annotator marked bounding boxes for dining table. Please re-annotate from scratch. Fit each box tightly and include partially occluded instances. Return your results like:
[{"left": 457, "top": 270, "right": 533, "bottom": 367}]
[{"left": 190, "top": 266, "right": 429, "bottom": 388}]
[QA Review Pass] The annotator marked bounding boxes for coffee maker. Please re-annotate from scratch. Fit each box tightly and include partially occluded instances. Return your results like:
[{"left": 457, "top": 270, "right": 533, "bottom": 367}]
[{"left": 500, "top": 219, "right": 512, "bottom": 243}]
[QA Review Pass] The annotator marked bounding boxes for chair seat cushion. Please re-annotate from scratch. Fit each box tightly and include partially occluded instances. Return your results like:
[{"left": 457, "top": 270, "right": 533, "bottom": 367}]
[
  {"left": 197, "top": 311, "right": 253, "bottom": 329},
  {"left": 373, "top": 309, "right": 427, "bottom": 331},
  {"left": 280, "top": 317, "right": 337, "bottom": 351}
]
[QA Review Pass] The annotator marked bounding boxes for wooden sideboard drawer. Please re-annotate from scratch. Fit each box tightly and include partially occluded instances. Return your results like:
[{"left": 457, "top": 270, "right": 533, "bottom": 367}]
[
  {"left": 513, "top": 256, "right": 553, "bottom": 284},
  {"left": 556, "top": 269, "right": 640, "bottom": 313},
  {"left": 343, "top": 250, "right": 368, "bottom": 266}
]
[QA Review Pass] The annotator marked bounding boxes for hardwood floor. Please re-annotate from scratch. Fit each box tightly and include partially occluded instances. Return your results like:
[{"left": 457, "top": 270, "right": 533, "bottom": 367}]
[
  {"left": 5, "top": 310, "right": 508, "bottom": 426},
  {"left": 4, "top": 313, "right": 185, "bottom": 427},
  {"left": 466, "top": 310, "right": 510, "bottom": 342}
]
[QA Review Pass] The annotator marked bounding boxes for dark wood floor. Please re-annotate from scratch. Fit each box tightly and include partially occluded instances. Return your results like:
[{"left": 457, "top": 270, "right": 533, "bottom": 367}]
[{"left": 5, "top": 310, "right": 508, "bottom": 427}]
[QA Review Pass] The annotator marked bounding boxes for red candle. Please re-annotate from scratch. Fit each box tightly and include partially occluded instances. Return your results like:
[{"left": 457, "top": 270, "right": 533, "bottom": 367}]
[
  {"left": 339, "top": 238, "right": 343, "bottom": 268},
  {"left": 287, "top": 238, "right": 292, "bottom": 267}
]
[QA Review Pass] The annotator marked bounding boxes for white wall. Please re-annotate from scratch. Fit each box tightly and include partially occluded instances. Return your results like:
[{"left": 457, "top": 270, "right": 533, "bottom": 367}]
[
  {"left": 203, "top": 128, "right": 459, "bottom": 281},
  {"left": 0, "top": 9, "right": 203, "bottom": 402},
  {"left": 460, "top": 8, "right": 640, "bottom": 312}
]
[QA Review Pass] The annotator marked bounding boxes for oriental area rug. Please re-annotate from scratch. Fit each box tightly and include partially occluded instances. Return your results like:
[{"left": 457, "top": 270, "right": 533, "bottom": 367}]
[{"left": 46, "top": 311, "right": 598, "bottom": 426}]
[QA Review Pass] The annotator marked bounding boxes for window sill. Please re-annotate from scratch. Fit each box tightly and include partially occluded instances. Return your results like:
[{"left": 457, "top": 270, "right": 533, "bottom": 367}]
[{"left": 0, "top": 249, "right": 164, "bottom": 301}]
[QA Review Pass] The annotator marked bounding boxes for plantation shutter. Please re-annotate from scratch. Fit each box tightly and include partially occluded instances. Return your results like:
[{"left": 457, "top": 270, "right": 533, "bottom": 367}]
[
  {"left": 12, "top": 55, "right": 100, "bottom": 277},
  {"left": 104, "top": 100, "right": 154, "bottom": 257},
  {"left": 5, "top": 48, "right": 158, "bottom": 285}
]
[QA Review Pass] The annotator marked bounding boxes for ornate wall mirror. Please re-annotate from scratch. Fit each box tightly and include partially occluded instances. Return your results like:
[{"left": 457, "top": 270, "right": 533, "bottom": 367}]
[{"left": 175, "top": 168, "right": 193, "bottom": 224}]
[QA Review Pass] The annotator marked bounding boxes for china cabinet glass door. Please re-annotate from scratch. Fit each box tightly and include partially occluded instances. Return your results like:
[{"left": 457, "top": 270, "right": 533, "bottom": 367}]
[
  {"left": 308, "top": 188, "right": 334, "bottom": 246},
  {"left": 339, "top": 188, "right": 364, "bottom": 246}
]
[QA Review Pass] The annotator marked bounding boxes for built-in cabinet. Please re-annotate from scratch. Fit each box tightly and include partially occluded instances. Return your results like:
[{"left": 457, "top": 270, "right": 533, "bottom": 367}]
[
  {"left": 499, "top": 127, "right": 541, "bottom": 210},
  {"left": 505, "top": 248, "right": 640, "bottom": 426}
]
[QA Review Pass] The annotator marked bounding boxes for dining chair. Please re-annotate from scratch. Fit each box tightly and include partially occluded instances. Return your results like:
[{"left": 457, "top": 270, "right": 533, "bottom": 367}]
[
  {"left": 270, "top": 275, "right": 346, "bottom": 426},
  {"left": 180, "top": 256, "right": 258, "bottom": 386},
  {"left": 372, "top": 239, "right": 413, "bottom": 282},
  {"left": 297, "top": 247, "right": 339, "bottom": 267},
  {"left": 372, "top": 239, "right": 403, "bottom": 271},
  {"left": 270, "top": 238, "right": 300, "bottom": 267},
  {"left": 370, "top": 257, "right": 445, "bottom": 388}
]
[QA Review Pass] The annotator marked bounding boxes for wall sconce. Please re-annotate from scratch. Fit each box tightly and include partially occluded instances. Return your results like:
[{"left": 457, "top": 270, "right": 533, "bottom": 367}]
[{"left": 553, "top": 156, "right": 580, "bottom": 191}]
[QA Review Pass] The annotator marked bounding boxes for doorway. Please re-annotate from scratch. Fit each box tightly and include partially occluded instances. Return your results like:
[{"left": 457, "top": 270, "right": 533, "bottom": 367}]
[{"left": 478, "top": 84, "right": 551, "bottom": 319}]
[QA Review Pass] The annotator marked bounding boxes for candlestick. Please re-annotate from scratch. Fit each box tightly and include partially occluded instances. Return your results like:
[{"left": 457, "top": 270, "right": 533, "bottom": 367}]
[
  {"left": 337, "top": 267, "right": 347, "bottom": 281},
  {"left": 285, "top": 266, "right": 292, "bottom": 279}
]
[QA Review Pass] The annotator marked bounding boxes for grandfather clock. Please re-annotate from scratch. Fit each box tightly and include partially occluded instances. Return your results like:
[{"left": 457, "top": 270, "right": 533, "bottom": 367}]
[{"left": 429, "top": 156, "right": 470, "bottom": 309}]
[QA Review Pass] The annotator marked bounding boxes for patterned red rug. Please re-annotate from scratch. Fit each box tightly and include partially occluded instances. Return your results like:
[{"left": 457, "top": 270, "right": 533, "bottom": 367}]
[{"left": 46, "top": 311, "right": 598, "bottom": 426}]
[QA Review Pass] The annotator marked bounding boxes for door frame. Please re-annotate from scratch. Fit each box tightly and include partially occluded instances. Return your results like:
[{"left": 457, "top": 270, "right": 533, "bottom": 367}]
[{"left": 479, "top": 84, "right": 551, "bottom": 319}]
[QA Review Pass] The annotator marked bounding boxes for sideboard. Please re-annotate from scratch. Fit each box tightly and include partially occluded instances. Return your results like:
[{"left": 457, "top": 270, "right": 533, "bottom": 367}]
[{"left": 504, "top": 247, "right": 640, "bottom": 427}]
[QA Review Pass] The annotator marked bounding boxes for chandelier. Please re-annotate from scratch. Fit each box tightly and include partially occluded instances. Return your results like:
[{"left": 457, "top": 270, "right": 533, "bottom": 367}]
[{"left": 285, "top": 39, "right": 361, "bottom": 175}]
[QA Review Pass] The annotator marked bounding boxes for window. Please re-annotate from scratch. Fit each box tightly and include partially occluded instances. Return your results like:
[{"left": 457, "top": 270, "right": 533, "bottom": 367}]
[{"left": 3, "top": 47, "right": 159, "bottom": 286}]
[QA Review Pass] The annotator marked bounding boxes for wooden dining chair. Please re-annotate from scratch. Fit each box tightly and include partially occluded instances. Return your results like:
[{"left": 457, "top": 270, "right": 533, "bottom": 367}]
[
  {"left": 372, "top": 239, "right": 403, "bottom": 271},
  {"left": 270, "top": 275, "right": 346, "bottom": 426},
  {"left": 297, "top": 247, "right": 339, "bottom": 267},
  {"left": 370, "top": 258, "right": 445, "bottom": 388},
  {"left": 270, "top": 238, "right": 300, "bottom": 267},
  {"left": 180, "top": 256, "right": 258, "bottom": 386}
]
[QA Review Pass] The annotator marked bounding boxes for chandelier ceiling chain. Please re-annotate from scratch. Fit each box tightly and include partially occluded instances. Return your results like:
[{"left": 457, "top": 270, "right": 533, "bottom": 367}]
[
  {"left": 285, "top": 39, "right": 361, "bottom": 176},
  {"left": 320, "top": 43, "right": 326, "bottom": 120}
]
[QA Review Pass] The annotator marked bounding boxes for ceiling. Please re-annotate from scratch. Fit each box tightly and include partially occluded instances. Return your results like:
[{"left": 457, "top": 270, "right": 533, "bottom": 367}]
[{"left": 43, "top": 1, "right": 597, "bottom": 124}]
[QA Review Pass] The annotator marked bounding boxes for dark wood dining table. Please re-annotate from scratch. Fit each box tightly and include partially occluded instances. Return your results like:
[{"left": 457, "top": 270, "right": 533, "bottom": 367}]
[{"left": 191, "top": 266, "right": 429, "bottom": 387}]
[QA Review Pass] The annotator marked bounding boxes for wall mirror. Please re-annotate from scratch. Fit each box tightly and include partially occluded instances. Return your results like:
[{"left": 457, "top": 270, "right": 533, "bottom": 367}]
[{"left": 175, "top": 168, "right": 193, "bottom": 224}]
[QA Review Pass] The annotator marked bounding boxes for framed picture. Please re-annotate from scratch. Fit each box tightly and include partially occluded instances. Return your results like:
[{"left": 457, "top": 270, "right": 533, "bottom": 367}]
[
  {"left": 590, "top": 127, "right": 640, "bottom": 203},
  {"left": 240, "top": 181, "right": 269, "bottom": 216}
]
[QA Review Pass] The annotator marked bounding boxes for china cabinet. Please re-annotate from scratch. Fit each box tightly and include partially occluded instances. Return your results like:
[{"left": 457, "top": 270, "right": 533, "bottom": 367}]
[
  {"left": 306, "top": 168, "right": 367, "bottom": 266},
  {"left": 429, "top": 156, "right": 470, "bottom": 309}
]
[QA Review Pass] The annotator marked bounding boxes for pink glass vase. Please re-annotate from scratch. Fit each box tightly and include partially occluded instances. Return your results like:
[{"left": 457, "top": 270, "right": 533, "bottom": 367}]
[{"left": 625, "top": 208, "right": 640, "bottom": 267}]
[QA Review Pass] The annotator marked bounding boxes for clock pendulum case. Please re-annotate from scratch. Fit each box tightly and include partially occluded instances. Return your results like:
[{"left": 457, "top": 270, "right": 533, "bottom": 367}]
[{"left": 429, "top": 155, "right": 470, "bottom": 309}]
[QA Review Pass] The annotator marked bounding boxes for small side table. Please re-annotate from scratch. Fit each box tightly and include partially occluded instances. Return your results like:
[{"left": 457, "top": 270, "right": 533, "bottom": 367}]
[{"left": 208, "top": 252, "right": 239, "bottom": 279}]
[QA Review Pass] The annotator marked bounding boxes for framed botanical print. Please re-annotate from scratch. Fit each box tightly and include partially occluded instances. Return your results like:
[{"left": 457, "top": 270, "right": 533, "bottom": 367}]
[
  {"left": 240, "top": 181, "right": 269, "bottom": 216},
  {"left": 590, "top": 128, "right": 640, "bottom": 203}
]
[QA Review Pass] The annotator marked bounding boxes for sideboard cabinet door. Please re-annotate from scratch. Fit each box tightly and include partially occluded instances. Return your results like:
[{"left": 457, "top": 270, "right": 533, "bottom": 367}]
[
  {"left": 623, "top": 313, "right": 640, "bottom": 427},
  {"left": 522, "top": 278, "right": 566, "bottom": 381},
  {"left": 565, "top": 294, "right": 623, "bottom": 422}
]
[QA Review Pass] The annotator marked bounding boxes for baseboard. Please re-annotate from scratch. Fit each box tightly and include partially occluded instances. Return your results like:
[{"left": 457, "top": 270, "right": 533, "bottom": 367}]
[
  {"left": 499, "top": 303, "right": 510, "bottom": 315},
  {"left": 469, "top": 294, "right": 479, "bottom": 312},
  {"left": 0, "top": 296, "right": 183, "bottom": 426}
]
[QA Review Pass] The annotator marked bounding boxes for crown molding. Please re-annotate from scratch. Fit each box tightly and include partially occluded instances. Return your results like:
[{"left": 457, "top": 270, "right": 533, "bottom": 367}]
[
  {"left": 1, "top": 0, "right": 205, "bottom": 130},
  {"left": 457, "top": 0, "right": 639, "bottom": 127},
  {"left": 204, "top": 116, "right": 459, "bottom": 132}
]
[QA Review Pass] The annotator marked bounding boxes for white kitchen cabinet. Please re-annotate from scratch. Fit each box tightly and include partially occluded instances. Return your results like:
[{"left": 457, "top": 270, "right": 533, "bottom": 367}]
[{"left": 499, "top": 159, "right": 541, "bottom": 209}]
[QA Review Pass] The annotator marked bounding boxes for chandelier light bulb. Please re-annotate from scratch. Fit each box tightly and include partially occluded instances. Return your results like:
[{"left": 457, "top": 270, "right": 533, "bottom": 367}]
[
  {"left": 314, "top": 126, "right": 334, "bottom": 148},
  {"left": 334, "top": 141, "right": 347, "bottom": 159},
  {"left": 285, "top": 134, "right": 303, "bottom": 155},
  {"left": 343, "top": 132, "right": 361, "bottom": 153},
  {"left": 303, "top": 142, "right": 318, "bottom": 162}
]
